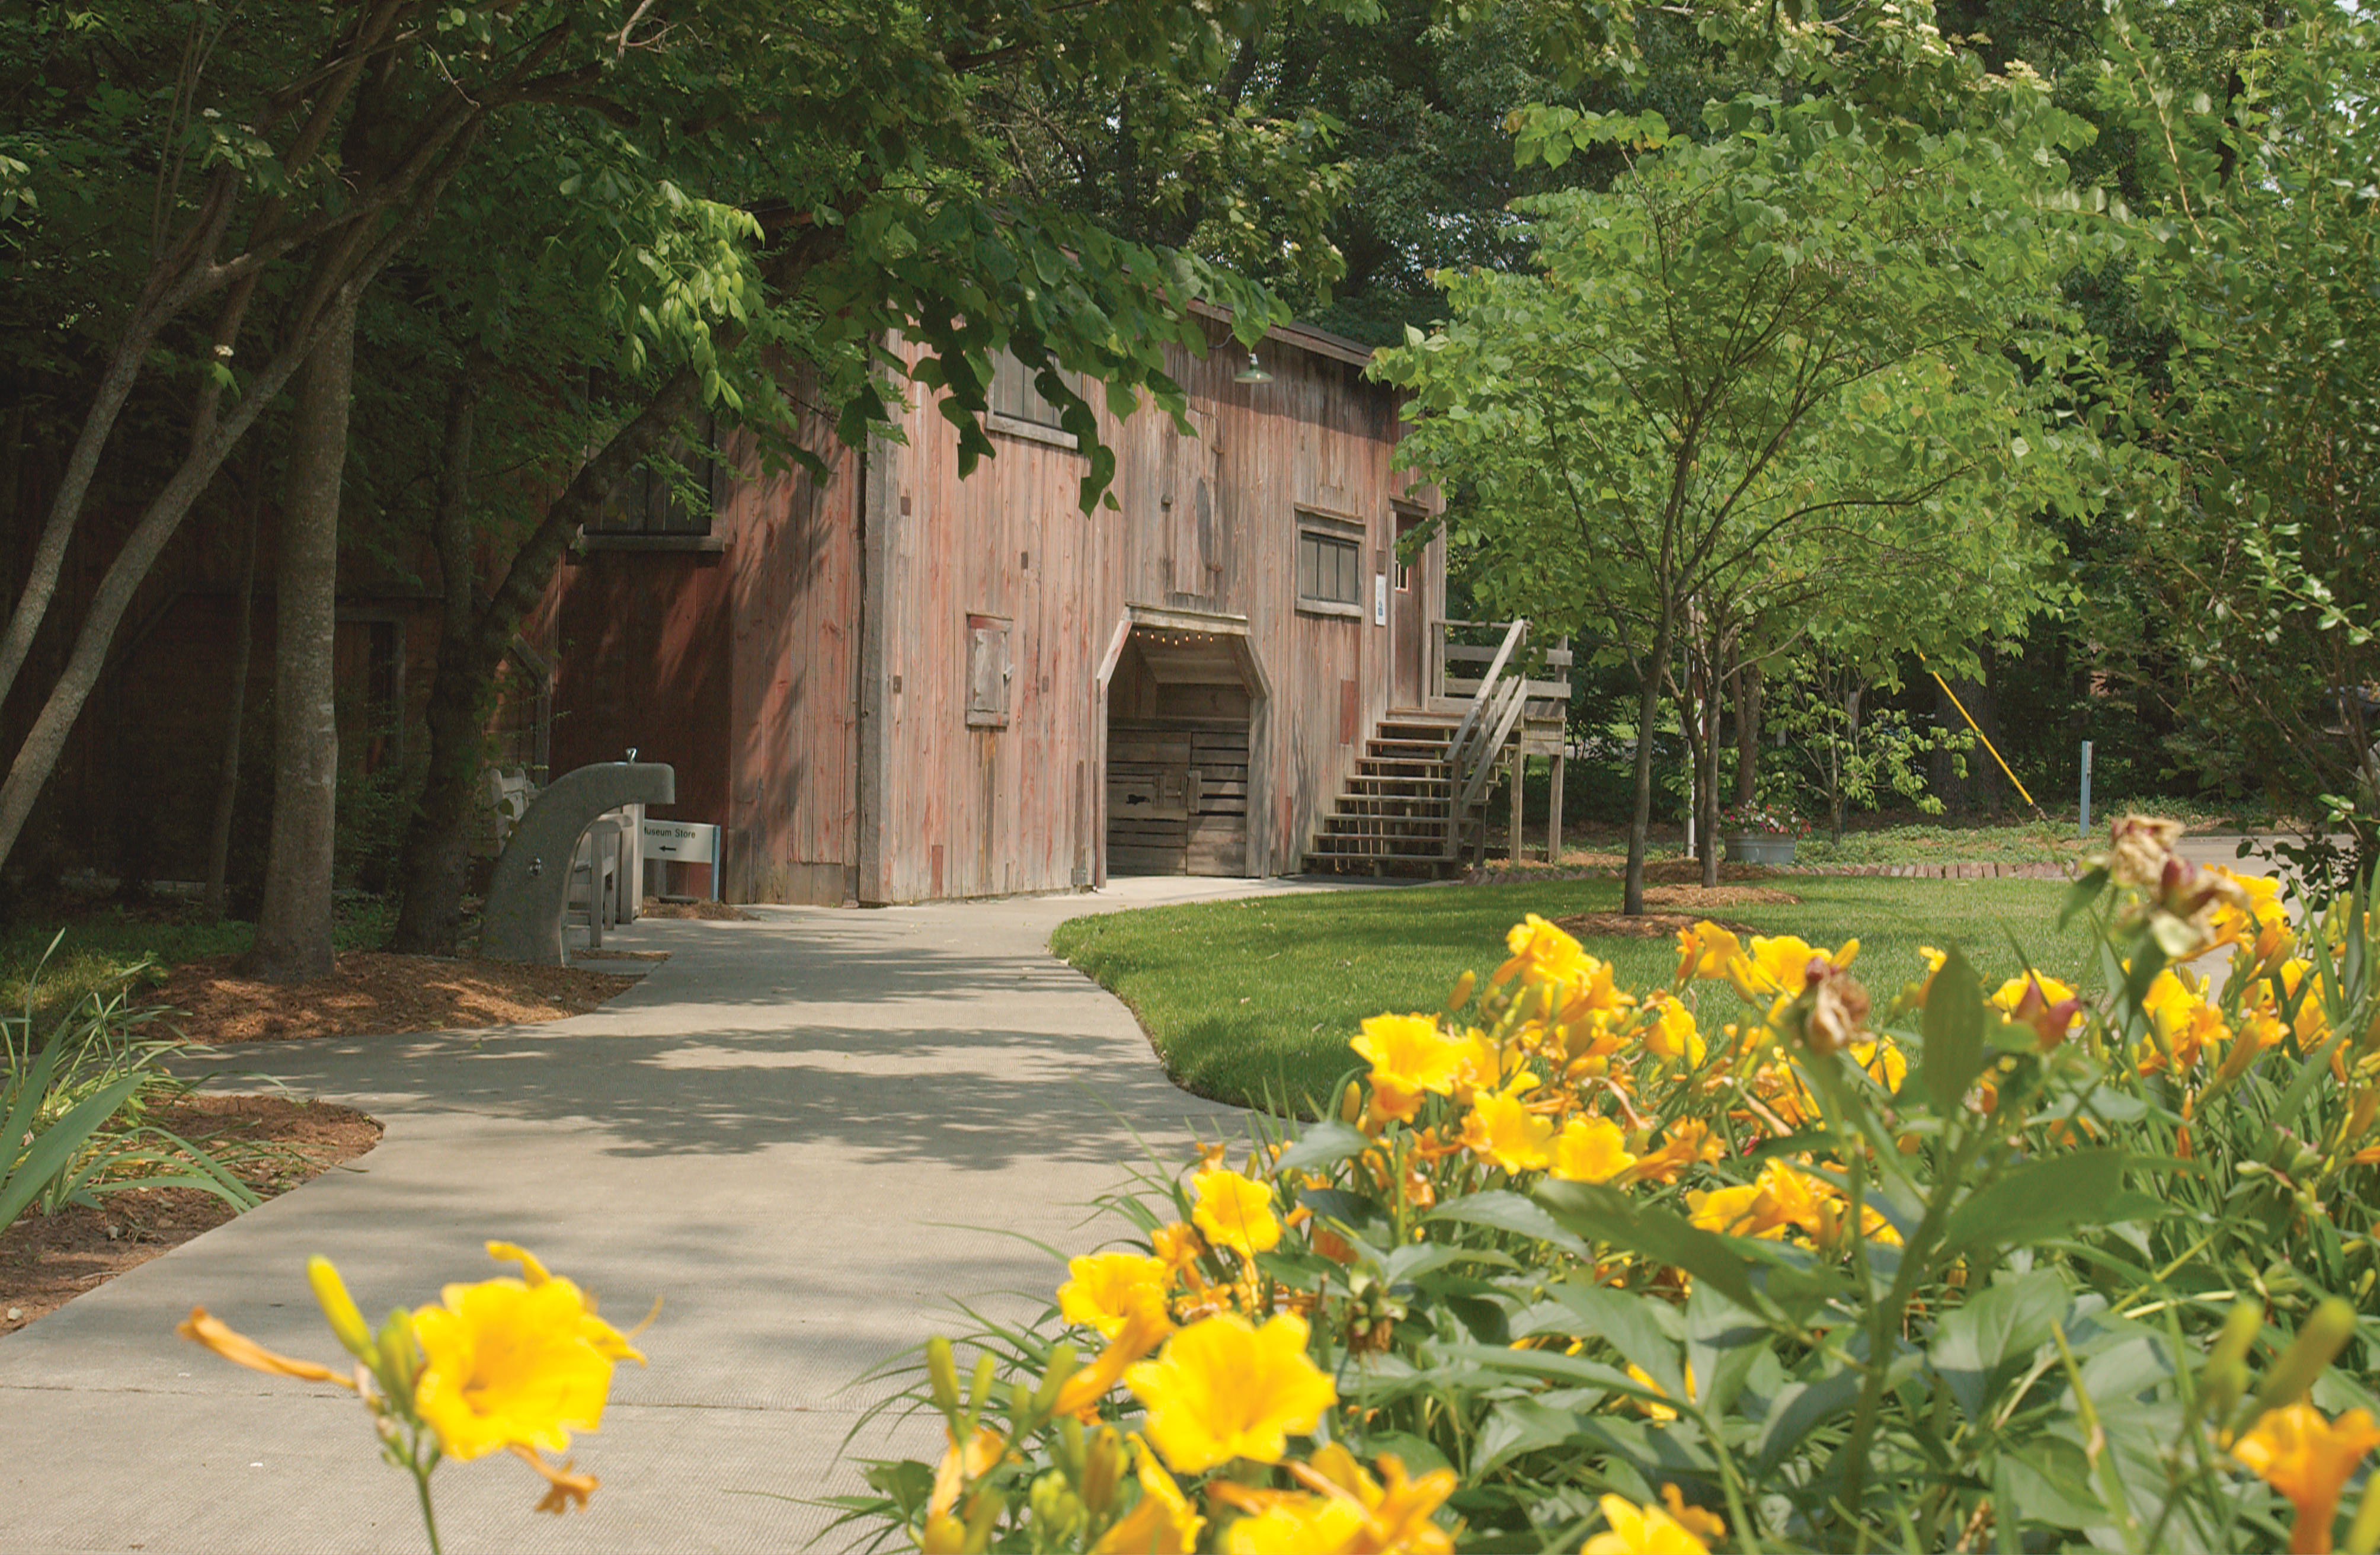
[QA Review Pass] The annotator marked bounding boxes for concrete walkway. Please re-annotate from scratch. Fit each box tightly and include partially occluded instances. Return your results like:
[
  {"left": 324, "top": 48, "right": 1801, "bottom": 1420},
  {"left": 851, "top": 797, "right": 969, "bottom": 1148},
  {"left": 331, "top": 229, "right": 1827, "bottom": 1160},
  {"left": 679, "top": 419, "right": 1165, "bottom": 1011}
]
[{"left": 0, "top": 875, "right": 1381, "bottom": 1555}]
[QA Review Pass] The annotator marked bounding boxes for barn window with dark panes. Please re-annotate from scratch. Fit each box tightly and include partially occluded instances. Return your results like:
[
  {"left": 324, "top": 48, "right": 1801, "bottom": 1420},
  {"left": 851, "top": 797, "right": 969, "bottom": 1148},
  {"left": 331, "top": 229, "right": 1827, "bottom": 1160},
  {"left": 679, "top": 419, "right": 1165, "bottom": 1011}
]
[
  {"left": 586, "top": 413, "right": 719, "bottom": 536},
  {"left": 1297, "top": 528, "right": 1362, "bottom": 610},
  {"left": 988, "top": 350, "right": 1075, "bottom": 444}
]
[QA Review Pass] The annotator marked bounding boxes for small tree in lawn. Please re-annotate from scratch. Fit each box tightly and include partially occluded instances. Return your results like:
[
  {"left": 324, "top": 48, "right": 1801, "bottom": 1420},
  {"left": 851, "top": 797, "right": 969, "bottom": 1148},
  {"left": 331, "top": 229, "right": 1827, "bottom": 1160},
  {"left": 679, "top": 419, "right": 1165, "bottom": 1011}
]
[
  {"left": 1770, "top": 649, "right": 1975, "bottom": 843},
  {"left": 1379, "top": 90, "right": 2109, "bottom": 912}
]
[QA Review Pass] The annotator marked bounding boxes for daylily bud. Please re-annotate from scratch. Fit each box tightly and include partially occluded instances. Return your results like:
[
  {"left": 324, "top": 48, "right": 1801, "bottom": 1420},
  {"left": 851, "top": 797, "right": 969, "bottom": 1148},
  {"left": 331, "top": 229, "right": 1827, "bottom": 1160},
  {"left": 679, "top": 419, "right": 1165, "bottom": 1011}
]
[
  {"left": 2254, "top": 1297, "right": 2358, "bottom": 1416},
  {"left": 1030, "top": 1343, "right": 1078, "bottom": 1419},
  {"left": 920, "top": 1512, "right": 967, "bottom": 1553},
  {"left": 1447, "top": 970, "right": 1477, "bottom": 1012},
  {"left": 1079, "top": 1426, "right": 1126, "bottom": 1518},
  {"left": 375, "top": 1308, "right": 421, "bottom": 1410},
  {"left": 2344, "top": 1471, "right": 2380, "bottom": 1555},
  {"left": 307, "top": 1256, "right": 376, "bottom": 1364},
  {"left": 2196, "top": 1300, "right": 2262, "bottom": 1429},
  {"left": 966, "top": 1352, "right": 998, "bottom": 1422},
  {"left": 927, "top": 1337, "right": 962, "bottom": 1417}
]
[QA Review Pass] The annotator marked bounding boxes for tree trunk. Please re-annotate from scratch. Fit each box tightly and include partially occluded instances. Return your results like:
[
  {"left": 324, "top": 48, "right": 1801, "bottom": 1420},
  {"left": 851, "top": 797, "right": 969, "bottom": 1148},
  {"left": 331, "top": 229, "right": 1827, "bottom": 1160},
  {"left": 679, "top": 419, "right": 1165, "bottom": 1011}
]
[
  {"left": 1700, "top": 665, "right": 1723, "bottom": 890},
  {"left": 201, "top": 466, "right": 265, "bottom": 921},
  {"left": 1623, "top": 616, "right": 1675, "bottom": 917},
  {"left": 1735, "top": 661, "right": 1762, "bottom": 808},
  {"left": 391, "top": 362, "right": 709, "bottom": 951},
  {"left": 389, "top": 380, "right": 483, "bottom": 955},
  {"left": 0, "top": 119, "right": 477, "bottom": 875},
  {"left": 1833, "top": 684, "right": 1861, "bottom": 843},
  {"left": 241, "top": 293, "right": 357, "bottom": 983}
]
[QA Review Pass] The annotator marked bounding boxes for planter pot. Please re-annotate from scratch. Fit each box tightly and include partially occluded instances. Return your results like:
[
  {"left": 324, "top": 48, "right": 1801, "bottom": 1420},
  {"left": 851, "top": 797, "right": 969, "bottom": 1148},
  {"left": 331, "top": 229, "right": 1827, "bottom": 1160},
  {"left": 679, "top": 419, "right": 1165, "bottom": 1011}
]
[{"left": 1726, "top": 833, "right": 1796, "bottom": 866}]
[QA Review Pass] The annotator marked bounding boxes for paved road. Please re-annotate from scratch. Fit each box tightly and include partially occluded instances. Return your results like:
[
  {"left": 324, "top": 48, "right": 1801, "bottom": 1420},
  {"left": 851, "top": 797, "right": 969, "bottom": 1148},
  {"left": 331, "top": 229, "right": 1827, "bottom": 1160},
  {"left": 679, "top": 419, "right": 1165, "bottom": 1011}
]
[{"left": 0, "top": 876, "right": 1378, "bottom": 1555}]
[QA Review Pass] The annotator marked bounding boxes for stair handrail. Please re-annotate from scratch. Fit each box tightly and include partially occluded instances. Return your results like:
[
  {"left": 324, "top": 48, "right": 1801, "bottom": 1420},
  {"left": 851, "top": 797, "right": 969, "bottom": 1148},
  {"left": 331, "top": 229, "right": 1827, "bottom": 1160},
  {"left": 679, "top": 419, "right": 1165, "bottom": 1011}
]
[
  {"left": 1441, "top": 618, "right": 1533, "bottom": 859},
  {"left": 1455, "top": 676, "right": 1533, "bottom": 815},
  {"left": 1444, "top": 617, "right": 1528, "bottom": 776}
]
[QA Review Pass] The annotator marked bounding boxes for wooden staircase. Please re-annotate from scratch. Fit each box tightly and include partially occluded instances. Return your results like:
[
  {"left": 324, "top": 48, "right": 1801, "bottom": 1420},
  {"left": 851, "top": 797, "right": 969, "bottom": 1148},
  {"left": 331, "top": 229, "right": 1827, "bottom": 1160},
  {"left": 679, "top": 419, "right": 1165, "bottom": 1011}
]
[
  {"left": 1302, "top": 619, "right": 1573, "bottom": 878},
  {"left": 1301, "top": 713, "right": 1465, "bottom": 875}
]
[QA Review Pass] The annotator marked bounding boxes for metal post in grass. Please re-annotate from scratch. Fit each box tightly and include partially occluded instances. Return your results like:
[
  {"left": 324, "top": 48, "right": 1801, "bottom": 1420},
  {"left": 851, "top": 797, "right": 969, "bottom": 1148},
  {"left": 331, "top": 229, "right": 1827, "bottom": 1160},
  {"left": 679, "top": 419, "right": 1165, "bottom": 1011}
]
[{"left": 2079, "top": 740, "right": 2093, "bottom": 839}]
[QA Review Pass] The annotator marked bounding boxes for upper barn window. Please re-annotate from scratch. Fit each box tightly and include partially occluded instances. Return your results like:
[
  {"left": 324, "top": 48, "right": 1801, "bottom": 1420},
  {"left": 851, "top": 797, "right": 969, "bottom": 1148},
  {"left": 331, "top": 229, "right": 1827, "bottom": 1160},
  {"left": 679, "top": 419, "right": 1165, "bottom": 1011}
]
[
  {"left": 986, "top": 350, "right": 1080, "bottom": 449},
  {"left": 585, "top": 412, "right": 721, "bottom": 540}
]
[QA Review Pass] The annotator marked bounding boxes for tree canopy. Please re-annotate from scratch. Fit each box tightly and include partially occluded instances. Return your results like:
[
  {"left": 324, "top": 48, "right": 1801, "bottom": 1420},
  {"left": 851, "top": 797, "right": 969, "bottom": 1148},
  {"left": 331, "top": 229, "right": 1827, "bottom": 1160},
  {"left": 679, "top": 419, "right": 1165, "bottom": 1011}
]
[{"left": 1377, "top": 89, "right": 2116, "bottom": 906}]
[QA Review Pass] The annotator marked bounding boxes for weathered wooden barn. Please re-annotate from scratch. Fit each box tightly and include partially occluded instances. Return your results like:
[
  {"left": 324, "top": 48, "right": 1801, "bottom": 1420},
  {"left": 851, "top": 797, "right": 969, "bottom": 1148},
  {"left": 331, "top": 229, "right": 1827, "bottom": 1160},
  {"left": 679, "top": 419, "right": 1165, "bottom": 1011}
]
[{"left": 536, "top": 315, "right": 1490, "bottom": 906}]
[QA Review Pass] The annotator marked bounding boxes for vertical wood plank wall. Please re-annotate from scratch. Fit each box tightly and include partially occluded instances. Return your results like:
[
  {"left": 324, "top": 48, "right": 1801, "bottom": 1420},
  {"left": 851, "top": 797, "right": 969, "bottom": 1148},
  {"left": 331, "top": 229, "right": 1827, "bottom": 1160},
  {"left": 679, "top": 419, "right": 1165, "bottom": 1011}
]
[
  {"left": 547, "top": 328, "right": 1435, "bottom": 906},
  {"left": 717, "top": 405, "right": 862, "bottom": 903},
  {"left": 856, "top": 329, "right": 1436, "bottom": 904}
]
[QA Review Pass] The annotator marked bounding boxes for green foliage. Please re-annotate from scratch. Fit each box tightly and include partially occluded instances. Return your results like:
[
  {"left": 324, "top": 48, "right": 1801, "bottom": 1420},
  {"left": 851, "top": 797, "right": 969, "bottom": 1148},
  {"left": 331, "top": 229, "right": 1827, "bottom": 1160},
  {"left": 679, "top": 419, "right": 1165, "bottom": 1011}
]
[
  {"left": 2100, "top": 0, "right": 2380, "bottom": 890},
  {"left": 1375, "top": 82, "right": 2120, "bottom": 892},
  {"left": 855, "top": 833, "right": 2380, "bottom": 1552},
  {"left": 1769, "top": 655, "right": 1978, "bottom": 839},
  {"left": 1, "top": 939, "right": 258, "bottom": 1230}
]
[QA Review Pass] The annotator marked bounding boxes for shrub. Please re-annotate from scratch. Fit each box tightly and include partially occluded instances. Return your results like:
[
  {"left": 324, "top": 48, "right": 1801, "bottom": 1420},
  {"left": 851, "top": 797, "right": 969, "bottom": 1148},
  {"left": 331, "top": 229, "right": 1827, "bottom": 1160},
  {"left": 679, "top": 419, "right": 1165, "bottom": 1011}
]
[
  {"left": 834, "top": 818, "right": 2380, "bottom": 1553},
  {"left": 2, "top": 938, "right": 262, "bottom": 1230}
]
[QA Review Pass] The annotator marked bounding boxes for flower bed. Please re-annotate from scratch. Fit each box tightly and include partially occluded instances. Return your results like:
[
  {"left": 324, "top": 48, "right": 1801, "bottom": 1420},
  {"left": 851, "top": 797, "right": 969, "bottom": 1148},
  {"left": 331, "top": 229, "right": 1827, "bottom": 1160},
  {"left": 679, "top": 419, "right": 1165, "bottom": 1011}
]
[{"left": 839, "top": 817, "right": 2380, "bottom": 1554}]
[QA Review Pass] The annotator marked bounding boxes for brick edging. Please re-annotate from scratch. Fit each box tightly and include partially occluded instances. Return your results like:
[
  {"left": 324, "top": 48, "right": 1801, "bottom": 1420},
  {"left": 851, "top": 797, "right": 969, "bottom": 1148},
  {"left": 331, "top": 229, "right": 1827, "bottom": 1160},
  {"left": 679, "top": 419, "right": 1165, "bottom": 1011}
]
[{"left": 1461, "top": 859, "right": 2080, "bottom": 888}]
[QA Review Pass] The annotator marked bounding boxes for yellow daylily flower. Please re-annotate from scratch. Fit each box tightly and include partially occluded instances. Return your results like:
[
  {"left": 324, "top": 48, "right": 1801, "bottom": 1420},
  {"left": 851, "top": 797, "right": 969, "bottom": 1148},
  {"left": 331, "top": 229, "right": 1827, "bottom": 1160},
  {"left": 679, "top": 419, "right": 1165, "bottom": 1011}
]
[
  {"left": 1624, "top": 1119, "right": 1723, "bottom": 1185},
  {"left": 1581, "top": 1491, "right": 1714, "bottom": 1554},
  {"left": 1550, "top": 1115, "right": 1636, "bottom": 1184},
  {"left": 929, "top": 1425, "right": 1011, "bottom": 1519},
  {"left": 2234, "top": 1401, "right": 2380, "bottom": 1554},
  {"left": 2209, "top": 865, "right": 2295, "bottom": 970},
  {"left": 1623, "top": 1362, "right": 1689, "bottom": 1422},
  {"left": 1216, "top": 1445, "right": 1456, "bottom": 1553},
  {"left": 2139, "top": 968, "right": 2231, "bottom": 1074},
  {"left": 1674, "top": 921, "right": 1742, "bottom": 983},
  {"left": 1495, "top": 914, "right": 1591, "bottom": 988},
  {"left": 1192, "top": 1167, "right": 1282, "bottom": 1258},
  {"left": 1731, "top": 933, "right": 1857, "bottom": 999},
  {"left": 1221, "top": 1493, "right": 1370, "bottom": 1554},
  {"left": 1642, "top": 995, "right": 1705, "bottom": 1066},
  {"left": 1059, "top": 1252, "right": 1175, "bottom": 1340},
  {"left": 1151, "top": 1221, "right": 1205, "bottom": 1279},
  {"left": 1657, "top": 1484, "right": 1725, "bottom": 1544},
  {"left": 410, "top": 1250, "right": 644, "bottom": 1462},
  {"left": 1461, "top": 1086, "right": 1554, "bottom": 1173},
  {"left": 1125, "top": 1312, "right": 1338, "bottom": 1474},
  {"left": 1352, "top": 1013, "right": 1469, "bottom": 1122},
  {"left": 1054, "top": 1305, "right": 1173, "bottom": 1420},
  {"left": 177, "top": 1307, "right": 356, "bottom": 1388}
]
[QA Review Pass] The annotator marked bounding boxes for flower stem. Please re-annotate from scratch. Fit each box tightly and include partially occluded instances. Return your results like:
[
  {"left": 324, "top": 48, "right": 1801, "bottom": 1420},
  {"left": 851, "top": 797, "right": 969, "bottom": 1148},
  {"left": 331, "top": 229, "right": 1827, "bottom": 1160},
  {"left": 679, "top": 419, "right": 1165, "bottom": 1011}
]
[{"left": 411, "top": 1454, "right": 442, "bottom": 1555}]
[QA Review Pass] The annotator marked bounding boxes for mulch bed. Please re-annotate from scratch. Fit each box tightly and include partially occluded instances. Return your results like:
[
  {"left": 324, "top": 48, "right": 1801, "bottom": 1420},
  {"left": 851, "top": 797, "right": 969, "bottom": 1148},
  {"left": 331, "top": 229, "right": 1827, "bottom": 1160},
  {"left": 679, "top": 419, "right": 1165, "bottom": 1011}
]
[
  {"left": 140, "top": 952, "right": 644, "bottom": 1044},
  {"left": 0, "top": 1093, "right": 382, "bottom": 1336}
]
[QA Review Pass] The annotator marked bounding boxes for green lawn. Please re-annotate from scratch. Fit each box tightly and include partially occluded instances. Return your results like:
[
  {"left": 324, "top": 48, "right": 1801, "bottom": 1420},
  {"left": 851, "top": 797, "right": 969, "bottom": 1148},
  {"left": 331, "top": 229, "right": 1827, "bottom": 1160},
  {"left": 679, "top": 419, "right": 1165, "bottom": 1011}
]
[{"left": 1052, "top": 875, "right": 2093, "bottom": 1113}]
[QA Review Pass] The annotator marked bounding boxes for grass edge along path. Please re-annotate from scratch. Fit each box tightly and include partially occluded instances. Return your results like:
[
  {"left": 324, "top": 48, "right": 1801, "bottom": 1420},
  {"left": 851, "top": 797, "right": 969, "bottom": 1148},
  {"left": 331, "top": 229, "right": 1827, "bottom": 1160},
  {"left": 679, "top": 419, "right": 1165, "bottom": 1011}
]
[{"left": 1053, "top": 875, "right": 2084, "bottom": 1114}]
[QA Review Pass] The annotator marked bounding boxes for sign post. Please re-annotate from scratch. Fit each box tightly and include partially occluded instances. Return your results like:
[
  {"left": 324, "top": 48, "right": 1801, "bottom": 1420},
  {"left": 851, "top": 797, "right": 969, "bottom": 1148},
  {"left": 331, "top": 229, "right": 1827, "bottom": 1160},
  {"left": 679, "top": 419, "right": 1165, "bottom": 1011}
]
[{"left": 2078, "top": 740, "right": 2093, "bottom": 840}]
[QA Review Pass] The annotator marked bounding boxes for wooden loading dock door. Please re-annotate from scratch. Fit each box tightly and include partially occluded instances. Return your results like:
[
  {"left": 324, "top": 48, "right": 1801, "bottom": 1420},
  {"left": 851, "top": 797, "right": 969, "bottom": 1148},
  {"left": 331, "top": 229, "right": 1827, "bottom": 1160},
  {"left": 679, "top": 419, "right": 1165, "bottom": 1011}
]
[
  {"left": 1107, "top": 723, "right": 1249, "bottom": 874},
  {"left": 1104, "top": 621, "right": 1260, "bottom": 876}
]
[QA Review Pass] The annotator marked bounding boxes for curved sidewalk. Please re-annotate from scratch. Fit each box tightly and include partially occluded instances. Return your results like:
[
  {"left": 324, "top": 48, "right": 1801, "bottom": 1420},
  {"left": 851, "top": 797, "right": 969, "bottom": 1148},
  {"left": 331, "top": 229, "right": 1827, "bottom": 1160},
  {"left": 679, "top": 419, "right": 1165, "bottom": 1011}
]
[{"left": 0, "top": 876, "right": 1361, "bottom": 1554}]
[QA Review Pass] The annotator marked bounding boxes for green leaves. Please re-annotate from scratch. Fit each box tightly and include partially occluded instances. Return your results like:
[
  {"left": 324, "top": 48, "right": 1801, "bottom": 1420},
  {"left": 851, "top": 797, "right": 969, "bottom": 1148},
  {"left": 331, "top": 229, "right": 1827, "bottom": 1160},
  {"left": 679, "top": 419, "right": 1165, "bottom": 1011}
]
[
  {"left": 1928, "top": 1269, "right": 2067, "bottom": 1422},
  {"left": 1920, "top": 943, "right": 1988, "bottom": 1117},
  {"left": 1534, "top": 1180, "right": 1766, "bottom": 1313},
  {"left": 1940, "top": 1150, "right": 2140, "bottom": 1263}
]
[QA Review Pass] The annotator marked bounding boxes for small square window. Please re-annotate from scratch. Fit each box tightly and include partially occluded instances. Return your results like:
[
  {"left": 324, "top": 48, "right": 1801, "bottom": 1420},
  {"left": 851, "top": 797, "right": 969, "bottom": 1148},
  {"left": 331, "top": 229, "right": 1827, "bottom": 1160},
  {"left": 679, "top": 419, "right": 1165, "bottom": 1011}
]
[{"left": 1297, "top": 529, "right": 1362, "bottom": 610}]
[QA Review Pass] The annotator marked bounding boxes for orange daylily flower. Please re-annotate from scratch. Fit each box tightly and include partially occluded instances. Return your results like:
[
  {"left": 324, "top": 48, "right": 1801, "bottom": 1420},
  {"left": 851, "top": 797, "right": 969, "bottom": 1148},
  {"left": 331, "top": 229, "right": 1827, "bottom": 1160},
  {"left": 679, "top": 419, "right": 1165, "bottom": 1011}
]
[{"left": 2233, "top": 1401, "right": 2380, "bottom": 1554}]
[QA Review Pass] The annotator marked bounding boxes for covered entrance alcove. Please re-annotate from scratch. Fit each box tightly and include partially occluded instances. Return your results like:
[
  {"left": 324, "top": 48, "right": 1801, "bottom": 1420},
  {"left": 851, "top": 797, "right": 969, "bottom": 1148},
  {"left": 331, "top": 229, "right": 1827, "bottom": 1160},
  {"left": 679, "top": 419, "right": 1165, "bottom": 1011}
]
[{"left": 1097, "top": 607, "right": 1271, "bottom": 878}]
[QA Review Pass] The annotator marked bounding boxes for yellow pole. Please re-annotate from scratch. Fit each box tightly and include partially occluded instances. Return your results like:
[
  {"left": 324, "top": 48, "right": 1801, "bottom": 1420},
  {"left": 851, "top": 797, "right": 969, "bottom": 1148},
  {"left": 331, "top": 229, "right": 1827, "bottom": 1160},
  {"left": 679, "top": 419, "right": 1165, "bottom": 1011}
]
[{"left": 1924, "top": 663, "right": 2044, "bottom": 818}]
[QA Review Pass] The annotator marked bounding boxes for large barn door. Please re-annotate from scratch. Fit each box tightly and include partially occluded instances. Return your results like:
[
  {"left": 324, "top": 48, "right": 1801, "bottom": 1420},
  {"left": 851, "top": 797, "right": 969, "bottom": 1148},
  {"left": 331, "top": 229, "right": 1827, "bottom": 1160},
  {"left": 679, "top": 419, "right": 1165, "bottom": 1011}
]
[{"left": 1103, "top": 624, "right": 1258, "bottom": 877}]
